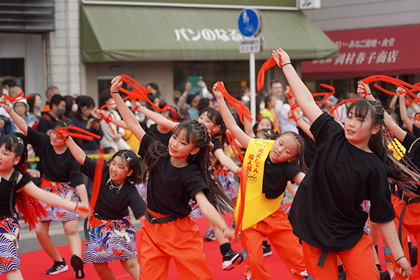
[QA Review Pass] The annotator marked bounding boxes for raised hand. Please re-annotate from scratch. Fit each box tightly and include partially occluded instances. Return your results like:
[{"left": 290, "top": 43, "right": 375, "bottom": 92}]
[
  {"left": 212, "top": 82, "right": 223, "bottom": 99},
  {"left": 110, "top": 76, "right": 123, "bottom": 93}
]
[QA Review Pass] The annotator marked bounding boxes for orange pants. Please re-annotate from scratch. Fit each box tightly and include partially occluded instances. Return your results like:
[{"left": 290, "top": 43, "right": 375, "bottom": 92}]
[
  {"left": 241, "top": 208, "right": 307, "bottom": 280},
  {"left": 139, "top": 209, "right": 214, "bottom": 280},
  {"left": 384, "top": 195, "right": 420, "bottom": 280},
  {"left": 302, "top": 234, "right": 379, "bottom": 280}
]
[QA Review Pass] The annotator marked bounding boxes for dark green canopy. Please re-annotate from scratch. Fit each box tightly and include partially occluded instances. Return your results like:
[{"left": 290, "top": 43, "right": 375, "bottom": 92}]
[{"left": 81, "top": 4, "right": 338, "bottom": 62}]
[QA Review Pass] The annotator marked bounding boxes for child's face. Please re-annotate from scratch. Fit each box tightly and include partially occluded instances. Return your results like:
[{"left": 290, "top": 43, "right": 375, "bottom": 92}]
[
  {"left": 0, "top": 144, "right": 19, "bottom": 172},
  {"left": 168, "top": 130, "right": 199, "bottom": 160},
  {"left": 50, "top": 130, "right": 67, "bottom": 147},
  {"left": 269, "top": 134, "right": 298, "bottom": 163},
  {"left": 344, "top": 108, "right": 378, "bottom": 147},
  {"left": 109, "top": 156, "right": 133, "bottom": 185},
  {"left": 198, "top": 112, "right": 220, "bottom": 134},
  {"left": 257, "top": 119, "right": 272, "bottom": 132}
]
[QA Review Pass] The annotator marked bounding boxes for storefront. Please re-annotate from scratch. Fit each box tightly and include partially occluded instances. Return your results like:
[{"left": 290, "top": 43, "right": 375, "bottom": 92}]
[
  {"left": 301, "top": 24, "right": 420, "bottom": 96},
  {"left": 80, "top": 0, "right": 338, "bottom": 102}
]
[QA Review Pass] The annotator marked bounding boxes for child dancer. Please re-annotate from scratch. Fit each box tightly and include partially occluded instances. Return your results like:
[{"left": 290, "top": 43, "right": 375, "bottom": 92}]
[
  {"left": 0, "top": 133, "right": 88, "bottom": 280},
  {"left": 213, "top": 82, "right": 308, "bottom": 280},
  {"left": 131, "top": 102, "right": 243, "bottom": 270},
  {"left": 2, "top": 98, "right": 89, "bottom": 278},
  {"left": 110, "top": 75, "right": 235, "bottom": 279},
  {"left": 359, "top": 82, "right": 420, "bottom": 279},
  {"left": 65, "top": 135, "right": 147, "bottom": 280},
  {"left": 273, "top": 48, "right": 413, "bottom": 279}
]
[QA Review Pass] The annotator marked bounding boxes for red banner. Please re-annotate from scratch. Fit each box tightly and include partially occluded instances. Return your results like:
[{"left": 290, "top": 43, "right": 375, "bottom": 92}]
[{"left": 301, "top": 24, "right": 420, "bottom": 78}]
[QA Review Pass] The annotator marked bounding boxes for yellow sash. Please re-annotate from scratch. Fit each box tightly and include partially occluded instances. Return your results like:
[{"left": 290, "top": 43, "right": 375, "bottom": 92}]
[
  {"left": 387, "top": 137, "right": 405, "bottom": 161},
  {"left": 235, "top": 138, "right": 284, "bottom": 231}
]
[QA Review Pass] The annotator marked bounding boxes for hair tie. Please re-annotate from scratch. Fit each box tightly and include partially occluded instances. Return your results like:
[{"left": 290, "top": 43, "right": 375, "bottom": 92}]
[{"left": 16, "top": 136, "right": 23, "bottom": 145}]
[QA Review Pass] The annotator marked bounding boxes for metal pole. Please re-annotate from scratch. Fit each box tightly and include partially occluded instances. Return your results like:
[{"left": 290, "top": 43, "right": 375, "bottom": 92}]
[{"left": 249, "top": 52, "right": 256, "bottom": 125}]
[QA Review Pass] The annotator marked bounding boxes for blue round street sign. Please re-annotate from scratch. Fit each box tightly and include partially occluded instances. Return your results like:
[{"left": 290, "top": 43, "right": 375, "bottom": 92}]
[{"left": 238, "top": 9, "right": 262, "bottom": 37}]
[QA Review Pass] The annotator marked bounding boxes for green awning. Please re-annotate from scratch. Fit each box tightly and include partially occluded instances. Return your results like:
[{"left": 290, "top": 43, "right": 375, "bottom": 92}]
[{"left": 80, "top": 5, "right": 338, "bottom": 62}]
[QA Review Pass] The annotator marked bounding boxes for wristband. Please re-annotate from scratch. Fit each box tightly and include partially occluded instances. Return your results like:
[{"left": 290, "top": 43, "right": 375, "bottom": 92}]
[
  {"left": 110, "top": 91, "right": 119, "bottom": 94},
  {"left": 363, "top": 93, "right": 372, "bottom": 99},
  {"left": 395, "top": 255, "right": 405, "bottom": 262},
  {"left": 282, "top": 62, "right": 292, "bottom": 68},
  {"left": 74, "top": 202, "right": 78, "bottom": 212}
]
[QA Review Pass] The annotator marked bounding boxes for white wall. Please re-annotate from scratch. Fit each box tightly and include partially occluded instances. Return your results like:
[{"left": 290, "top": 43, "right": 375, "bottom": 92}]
[
  {"left": 0, "top": 33, "right": 45, "bottom": 95},
  {"left": 49, "top": 0, "right": 81, "bottom": 96},
  {"left": 304, "top": 0, "right": 420, "bottom": 31}
]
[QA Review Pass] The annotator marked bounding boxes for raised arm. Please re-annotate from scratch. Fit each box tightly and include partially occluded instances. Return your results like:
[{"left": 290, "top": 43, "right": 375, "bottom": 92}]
[
  {"left": 110, "top": 76, "right": 146, "bottom": 143},
  {"left": 0, "top": 97, "right": 28, "bottom": 135},
  {"left": 397, "top": 88, "right": 413, "bottom": 134},
  {"left": 272, "top": 49, "right": 322, "bottom": 124},
  {"left": 64, "top": 135, "right": 87, "bottom": 165},
  {"left": 134, "top": 102, "right": 178, "bottom": 131},
  {"left": 213, "top": 83, "right": 252, "bottom": 148},
  {"left": 291, "top": 109, "right": 315, "bottom": 142},
  {"left": 358, "top": 82, "right": 407, "bottom": 142},
  {"left": 244, "top": 116, "right": 255, "bottom": 138}
]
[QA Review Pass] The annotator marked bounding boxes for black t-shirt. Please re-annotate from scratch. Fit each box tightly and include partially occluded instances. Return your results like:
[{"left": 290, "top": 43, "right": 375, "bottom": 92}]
[
  {"left": 289, "top": 113, "right": 395, "bottom": 252},
  {"left": 138, "top": 134, "right": 209, "bottom": 218},
  {"left": 412, "top": 125, "right": 420, "bottom": 138},
  {"left": 0, "top": 172, "right": 32, "bottom": 216},
  {"left": 81, "top": 156, "right": 147, "bottom": 219},
  {"left": 262, "top": 157, "right": 300, "bottom": 199},
  {"left": 140, "top": 122, "right": 173, "bottom": 147},
  {"left": 27, "top": 127, "right": 84, "bottom": 186}
]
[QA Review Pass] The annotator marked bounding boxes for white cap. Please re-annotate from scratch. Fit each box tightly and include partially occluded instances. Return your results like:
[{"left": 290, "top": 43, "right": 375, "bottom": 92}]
[{"left": 13, "top": 98, "right": 28, "bottom": 109}]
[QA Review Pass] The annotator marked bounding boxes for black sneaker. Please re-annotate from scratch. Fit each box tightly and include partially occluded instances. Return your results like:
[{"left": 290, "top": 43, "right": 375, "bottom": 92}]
[
  {"left": 46, "top": 259, "right": 68, "bottom": 275},
  {"left": 70, "top": 255, "right": 85, "bottom": 279},
  {"left": 262, "top": 243, "right": 272, "bottom": 257},
  {"left": 222, "top": 249, "right": 244, "bottom": 271}
]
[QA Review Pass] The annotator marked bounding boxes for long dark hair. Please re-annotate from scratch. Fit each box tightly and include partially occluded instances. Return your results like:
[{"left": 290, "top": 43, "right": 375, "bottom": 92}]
[
  {"left": 0, "top": 133, "right": 28, "bottom": 173},
  {"left": 348, "top": 100, "right": 420, "bottom": 194},
  {"left": 142, "top": 119, "right": 234, "bottom": 214}
]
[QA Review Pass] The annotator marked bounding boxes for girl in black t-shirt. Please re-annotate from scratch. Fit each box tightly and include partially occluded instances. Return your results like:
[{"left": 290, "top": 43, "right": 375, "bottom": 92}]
[
  {"left": 132, "top": 102, "right": 244, "bottom": 271},
  {"left": 213, "top": 82, "right": 308, "bottom": 280},
  {"left": 362, "top": 83, "right": 420, "bottom": 279},
  {"left": 2, "top": 98, "right": 89, "bottom": 278},
  {"left": 0, "top": 133, "right": 88, "bottom": 280},
  {"left": 273, "top": 48, "right": 415, "bottom": 279},
  {"left": 110, "top": 76, "right": 236, "bottom": 279},
  {"left": 65, "top": 135, "right": 147, "bottom": 280}
]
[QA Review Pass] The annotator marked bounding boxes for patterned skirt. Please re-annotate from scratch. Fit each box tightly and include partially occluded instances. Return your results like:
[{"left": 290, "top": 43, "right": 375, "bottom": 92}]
[
  {"left": 40, "top": 177, "right": 79, "bottom": 222},
  {"left": 0, "top": 215, "right": 20, "bottom": 274},
  {"left": 84, "top": 215, "right": 137, "bottom": 263}
]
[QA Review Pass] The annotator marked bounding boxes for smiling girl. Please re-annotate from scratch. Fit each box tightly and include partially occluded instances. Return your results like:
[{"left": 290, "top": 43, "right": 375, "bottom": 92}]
[
  {"left": 273, "top": 48, "right": 415, "bottom": 279},
  {"left": 213, "top": 82, "right": 308, "bottom": 280},
  {"left": 65, "top": 134, "right": 147, "bottom": 280},
  {"left": 110, "top": 75, "right": 235, "bottom": 279},
  {"left": 0, "top": 133, "right": 88, "bottom": 280}
]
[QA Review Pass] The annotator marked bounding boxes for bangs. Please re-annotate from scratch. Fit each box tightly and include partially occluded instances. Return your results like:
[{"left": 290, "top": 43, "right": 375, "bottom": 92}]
[
  {"left": 347, "top": 100, "right": 372, "bottom": 120},
  {"left": 199, "top": 107, "right": 222, "bottom": 125},
  {"left": 173, "top": 121, "right": 195, "bottom": 144}
]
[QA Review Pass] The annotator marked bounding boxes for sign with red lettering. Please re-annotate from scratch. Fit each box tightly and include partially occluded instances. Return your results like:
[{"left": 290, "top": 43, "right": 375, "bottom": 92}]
[{"left": 301, "top": 25, "right": 420, "bottom": 78}]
